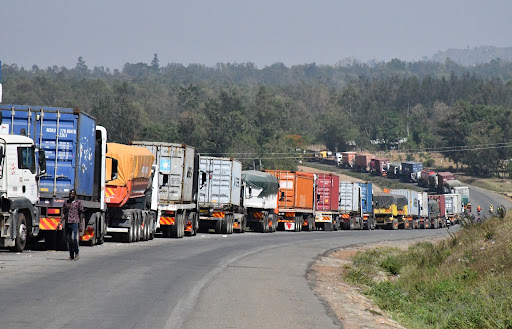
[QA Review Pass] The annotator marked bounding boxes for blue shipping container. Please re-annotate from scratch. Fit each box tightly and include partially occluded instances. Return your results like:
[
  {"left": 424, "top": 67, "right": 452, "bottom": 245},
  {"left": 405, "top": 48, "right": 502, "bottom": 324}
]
[
  {"left": 0, "top": 105, "right": 96, "bottom": 199},
  {"left": 357, "top": 182, "right": 373, "bottom": 213}
]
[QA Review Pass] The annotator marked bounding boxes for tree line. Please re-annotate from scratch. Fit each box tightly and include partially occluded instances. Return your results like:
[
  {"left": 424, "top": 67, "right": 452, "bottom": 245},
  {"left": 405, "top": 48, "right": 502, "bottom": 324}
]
[{"left": 2, "top": 56, "right": 512, "bottom": 175}]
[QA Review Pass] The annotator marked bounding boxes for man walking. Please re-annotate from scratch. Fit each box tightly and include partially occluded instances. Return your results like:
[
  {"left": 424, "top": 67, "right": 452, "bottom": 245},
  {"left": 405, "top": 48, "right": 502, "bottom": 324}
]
[{"left": 61, "top": 189, "right": 83, "bottom": 260}]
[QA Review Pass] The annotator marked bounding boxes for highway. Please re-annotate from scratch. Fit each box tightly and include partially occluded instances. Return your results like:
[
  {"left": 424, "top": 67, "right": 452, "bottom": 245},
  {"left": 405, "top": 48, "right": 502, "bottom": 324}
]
[
  {"left": 1, "top": 228, "right": 457, "bottom": 329},
  {"left": 1, "top": 164, "right": 510, "bottom": 329}
]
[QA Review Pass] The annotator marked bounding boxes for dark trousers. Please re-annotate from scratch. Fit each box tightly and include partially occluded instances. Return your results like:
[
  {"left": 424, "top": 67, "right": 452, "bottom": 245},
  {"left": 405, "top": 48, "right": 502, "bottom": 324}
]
[{"left": 65, "top": 223, "right": 79, "bottom": 258}]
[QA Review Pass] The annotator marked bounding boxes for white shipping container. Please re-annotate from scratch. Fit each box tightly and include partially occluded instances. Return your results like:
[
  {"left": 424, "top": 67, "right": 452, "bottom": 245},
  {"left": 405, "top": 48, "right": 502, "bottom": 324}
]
[
  {"left": 199, "top": 156, "right": 241, "bottom": 207},
  {"left": 418, "top": 192, "right": 429, "bottom": 218},
  {"left": 131, "top": 141, "right": 196, "bottom": 204},
  {"left": 444, "top": 193, "right": 462, "bottom": 216},
  {"left": 339, "top": 181, "right": 359, "bottom": 213},
  {"left": 389, "top": 189, "right": 422, "bottom": 217}
]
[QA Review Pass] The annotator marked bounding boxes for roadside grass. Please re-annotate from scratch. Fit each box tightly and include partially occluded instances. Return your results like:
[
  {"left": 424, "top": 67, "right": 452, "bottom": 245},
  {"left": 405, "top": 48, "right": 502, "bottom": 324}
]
[
  {"left": 303, "top": 163, "right": 423, "bottom": 191},
  {"left": 343, "top": 215, "right": 512, "bottom": 329}
]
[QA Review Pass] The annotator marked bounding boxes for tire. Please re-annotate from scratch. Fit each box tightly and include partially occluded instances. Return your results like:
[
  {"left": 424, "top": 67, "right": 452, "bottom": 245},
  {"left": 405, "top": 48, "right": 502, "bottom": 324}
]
[
  {"left": 130, "top": 215, "right": 136, "bottom": 242},
  {"left": 12, "top": 213, "right": 28, "bottom": 252},
  {"left": 135, "top": 212, "right": 141, "bottom": 242},
  {"left": 123, "top": 227, "right": 132, "bottom": 243},
  {"left": 308, "top": 217, "right": 314, "bottom": 231},
  {"left": 88, "top": 213, "right": 97, "bottom": 246},
  {"left": 215, "top": 218, "right": 223, "bottom": 234},
  {"left": 392, "top": 218, "right": 398, "bottom": 230},
  {"left": 240, "top": 217, "right": 246, "bottom": 233},
  {"left": 349, "top": 219, "right": 355, "bottom": 231},
  {"left": 434, "top": 218, "right": 439, "bottom": 229},
  {"left": 98, "top": 213, "right": 106, "bottom": 244},
  {"left": 170, "top": 214, "right": 180, "bottom": 238},
  {"left": 294, "top": 216, "right": 300, "bottom": 232},
  {"left": 229, "top": 215, "right": 234, "bottom": 234}
]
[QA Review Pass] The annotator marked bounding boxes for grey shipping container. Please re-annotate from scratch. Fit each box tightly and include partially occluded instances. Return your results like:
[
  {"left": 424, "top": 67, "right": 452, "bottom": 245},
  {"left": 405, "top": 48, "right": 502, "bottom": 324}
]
[
  {"left": 131, "top": 141, "right": 196, "bottom": 205},
  {"left": 199, "top": 156, "right": 241, "bottom": 208}
]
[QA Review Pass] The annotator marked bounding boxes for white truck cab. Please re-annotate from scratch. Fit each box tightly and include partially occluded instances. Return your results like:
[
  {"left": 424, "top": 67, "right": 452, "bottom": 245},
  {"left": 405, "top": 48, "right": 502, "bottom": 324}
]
[{"left": 0, "top": 134, "right": 45, "bottom": 251}]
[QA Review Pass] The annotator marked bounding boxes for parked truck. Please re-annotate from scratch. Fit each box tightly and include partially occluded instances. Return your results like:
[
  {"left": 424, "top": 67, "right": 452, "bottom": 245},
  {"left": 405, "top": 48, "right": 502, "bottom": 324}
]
[
  {"left": 314, "top": 173, "right": 339, "bottom": 231},
  {"left": 242, "top": 170, "right": 279, "bottom": 233},
  {"left": 387, "top": 162, "right": 402, "bottom": 179},
  {"left": 436, "top": 172, "right": 455, "bottom": 193},
  {"left": 198, "top": 157, "right": 243, "bottom": 234},
  {"left": 418, "top": 169, "right": 436, "bottom": 188},
  {"left": 0, "top": 134, "right": 46, "bottom": 251},
  {"left": 131, "top": 141, "right": 199, "bottom": 238},
  {"left": 265, "top": 170, "right": 315, "bottom": 231},
  {"left": 104, "top": 143, "right": 155, "bottom": 242},
  {"left": 427, "top": 195, "right": 447, "bottom": 228},
  {"left": 443, "top": 193, "right": 462, "bottom": 225},
  {"left": 373, "top": 192, "right": 399, "bottom": 229},
  {"left": 354, "top": 153, "right": 374, "bottom": 172},
  {"left": 339, "top": 181, "right": 374, "bottom": 230},
  {"left": 341, "top": 152, "right": 356, "bottom": 169},
  {"left": 370, "top": 158, "right": 389, "bottom": 176},
  {"left": 388, "top": 189, "right": 427, "bottom": 229},
  {"left": 401, "top": 161, "right": 423, "bottom": 183},
  {"left": 0, "top": 105, "right": 108, "bottom": 249}
]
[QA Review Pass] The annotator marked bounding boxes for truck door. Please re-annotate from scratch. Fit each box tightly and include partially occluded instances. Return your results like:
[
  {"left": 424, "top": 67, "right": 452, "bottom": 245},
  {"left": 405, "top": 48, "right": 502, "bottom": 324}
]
[{"left": 17, "top": 145, "right": 38, "bottom": 204}]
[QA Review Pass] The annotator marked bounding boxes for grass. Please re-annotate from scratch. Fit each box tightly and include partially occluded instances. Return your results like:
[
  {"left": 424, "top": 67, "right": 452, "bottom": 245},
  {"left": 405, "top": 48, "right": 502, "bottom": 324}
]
[{"left": 343, "top": 215, "right": 512, "bottom": 329}]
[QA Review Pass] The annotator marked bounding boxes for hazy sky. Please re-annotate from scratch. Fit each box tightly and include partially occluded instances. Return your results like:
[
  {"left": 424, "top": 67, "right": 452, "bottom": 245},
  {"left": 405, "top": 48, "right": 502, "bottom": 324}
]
[{"left": 1, "top": 0, "right": 512, "bottom": 70}]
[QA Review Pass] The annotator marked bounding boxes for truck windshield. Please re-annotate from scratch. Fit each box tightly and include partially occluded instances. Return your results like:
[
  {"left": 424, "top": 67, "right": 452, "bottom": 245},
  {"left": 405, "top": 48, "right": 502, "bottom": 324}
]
[{"left": 18, "top": 146, "right": 36, "bottom": 174}]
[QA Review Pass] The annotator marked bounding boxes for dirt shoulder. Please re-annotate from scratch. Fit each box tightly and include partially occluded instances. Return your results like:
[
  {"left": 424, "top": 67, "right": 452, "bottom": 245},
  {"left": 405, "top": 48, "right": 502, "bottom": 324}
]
[{"left": 308, "top": 237, "right": 444, "bottom": 329}]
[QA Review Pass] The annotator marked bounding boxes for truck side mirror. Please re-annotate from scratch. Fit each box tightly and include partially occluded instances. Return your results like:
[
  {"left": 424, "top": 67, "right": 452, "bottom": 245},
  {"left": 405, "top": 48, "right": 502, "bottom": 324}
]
[
  {"left": 248, "top": 186, "right": 252, "bottom": 197},
  {"left": 38, "top": 148, "right": 46, "bottom": 175}
]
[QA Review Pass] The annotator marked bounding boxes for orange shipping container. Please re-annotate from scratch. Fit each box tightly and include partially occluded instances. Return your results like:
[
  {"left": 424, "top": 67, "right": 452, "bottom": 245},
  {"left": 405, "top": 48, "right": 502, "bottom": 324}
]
[{"left": 265, "top": 170, "right": 315, "bottom": 211}]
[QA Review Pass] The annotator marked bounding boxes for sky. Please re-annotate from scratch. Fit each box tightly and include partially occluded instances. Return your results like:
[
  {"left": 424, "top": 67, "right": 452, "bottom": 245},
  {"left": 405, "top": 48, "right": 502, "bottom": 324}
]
[{"left": 1, "top": 0, "right": 512, "bottom": 70}]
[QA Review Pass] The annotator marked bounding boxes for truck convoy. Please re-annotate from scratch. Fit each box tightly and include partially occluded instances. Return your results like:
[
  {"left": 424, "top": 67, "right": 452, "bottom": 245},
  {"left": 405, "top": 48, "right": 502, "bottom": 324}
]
[
  {"left": 198, "top": 156, "right": 243, "bottom": 234},
  {"left": 314, "top": 173, "right": 339, "bottom": 231},
  {"left": 266, "top": 170, "right": 315, "bottom": 231},
  {"left": 131, "top": 141, "right": 199, "bottom": 238},
  {"left": 242, "top": 170, "right": 279, "bottom": 233}
]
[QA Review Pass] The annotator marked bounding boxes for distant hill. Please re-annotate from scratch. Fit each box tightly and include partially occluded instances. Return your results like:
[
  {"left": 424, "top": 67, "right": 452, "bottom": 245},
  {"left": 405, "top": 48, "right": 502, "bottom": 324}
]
[{"left": 431, "top": 46, "right": 512, "bottom": 66}]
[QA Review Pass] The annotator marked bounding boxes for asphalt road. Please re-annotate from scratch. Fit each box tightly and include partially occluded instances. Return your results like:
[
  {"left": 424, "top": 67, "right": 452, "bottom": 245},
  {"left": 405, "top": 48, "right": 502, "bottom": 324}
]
[{"left": 0, "top": 228, "right": 458, "bottom": 329}]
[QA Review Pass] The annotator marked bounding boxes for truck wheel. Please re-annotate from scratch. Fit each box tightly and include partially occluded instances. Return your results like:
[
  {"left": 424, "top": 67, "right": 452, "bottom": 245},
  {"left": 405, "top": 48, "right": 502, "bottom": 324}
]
[
  {"left": 392, "top": 218, "right": 398, "bottom": 230},
  {"left": 135, "top": 212, "right": 141, "bottom": 242},
  {"left": 130, "top": 217, "right": 136, "bottom": 242},
  {"left": 215, "top": 218, "right": 224, "bottom": 234},
  {"left": 434, "top": 218, "right": 439, "bottom": 229},
  {"left": 98, "top": 213, "right": 106, "bottom": 244},
  {"left": 229, "top": 215, "right": 234, "bottom": 234},
  {"left": 88, "top": 213, "right": 97, "bottom": 246},
  {"left": 123, "top": 227, "right": 131, "bottom": 243},
  {"left": 11, "top": 213, "right": 28, "bottom": 252},
  {"left": 349, "top": 219, "right": 355, "bottom": 231},
  {"left": 241, "top": 217, "right": 246, "bottom": 233}
]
